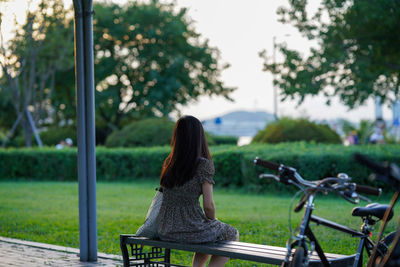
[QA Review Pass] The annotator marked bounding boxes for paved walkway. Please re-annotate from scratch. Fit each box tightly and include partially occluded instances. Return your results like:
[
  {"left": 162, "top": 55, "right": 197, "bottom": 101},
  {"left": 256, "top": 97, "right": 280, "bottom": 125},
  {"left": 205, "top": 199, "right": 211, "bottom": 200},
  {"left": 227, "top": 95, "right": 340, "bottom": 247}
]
[{"left": 0, "top": 237, "right": 122, "bottom": 267}]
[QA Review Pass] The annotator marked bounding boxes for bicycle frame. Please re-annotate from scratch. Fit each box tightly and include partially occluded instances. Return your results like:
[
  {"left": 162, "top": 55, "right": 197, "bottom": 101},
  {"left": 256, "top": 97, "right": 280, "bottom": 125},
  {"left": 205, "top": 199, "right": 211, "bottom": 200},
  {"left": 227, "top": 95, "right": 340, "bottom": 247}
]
[
  {"left": 368, "top": 192, "right": 400, "bottom": 267},
  {"left": 284, "top": 192, "right": 376, "bottom": 267},
  {"left": 353, "top": 153, "right": 400, "bottom": 267},
  {"left": 254, "top": 156, "right": 385, "bottom": 267}
]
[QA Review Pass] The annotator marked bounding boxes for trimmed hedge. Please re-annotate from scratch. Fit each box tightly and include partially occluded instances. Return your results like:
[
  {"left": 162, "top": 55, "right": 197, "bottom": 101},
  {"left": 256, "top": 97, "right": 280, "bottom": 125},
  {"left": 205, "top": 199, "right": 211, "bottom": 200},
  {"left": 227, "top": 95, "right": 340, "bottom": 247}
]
[
  {"left": 0, "top": 143, "right": 399, "bottom": 192},
  {"left": 0, "top": 147, "right": 170, "bottom": 181},
  {"left": 211, "top": 135, "right": 238, "bottom": 145}
]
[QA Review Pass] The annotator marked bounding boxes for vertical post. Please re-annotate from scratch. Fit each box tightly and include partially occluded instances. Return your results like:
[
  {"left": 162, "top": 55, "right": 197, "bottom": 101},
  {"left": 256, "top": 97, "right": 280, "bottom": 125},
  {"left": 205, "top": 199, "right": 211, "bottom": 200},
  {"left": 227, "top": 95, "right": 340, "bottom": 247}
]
[
  {"left": 393, "top": 98, "right": 400, "bottom": 142},
  {"left": 375, "top": 96, "right": 383, "bottom": 119},
  {"left": 82, "top": 0, "right": 97, "bottom": 261},
  {"left": 272, "top": 34, "right": 290, "bottom": 121},
  {"left": 73, "top": 0, "right": 88, "bottom": 261},
  {"left": 272, "top": 36, "right": 277, "bottom": 121},
  {"left": 73, "top": 0, "right": 97, "bottom": 262}
]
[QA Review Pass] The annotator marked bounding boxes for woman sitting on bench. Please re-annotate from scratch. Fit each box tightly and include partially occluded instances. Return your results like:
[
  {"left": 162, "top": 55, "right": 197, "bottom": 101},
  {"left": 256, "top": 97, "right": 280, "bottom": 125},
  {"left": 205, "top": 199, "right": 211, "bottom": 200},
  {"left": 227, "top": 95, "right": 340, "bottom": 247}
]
[{"left": 158, "top": 115, "right": 239, "bottom": 267}]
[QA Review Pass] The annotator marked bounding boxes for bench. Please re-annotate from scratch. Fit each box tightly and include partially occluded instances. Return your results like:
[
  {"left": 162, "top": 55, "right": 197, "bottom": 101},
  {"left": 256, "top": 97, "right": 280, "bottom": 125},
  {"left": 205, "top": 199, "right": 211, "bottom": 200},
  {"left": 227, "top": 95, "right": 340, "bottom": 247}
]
[{"left": 120, "top": 234, "right": 355, "bottom": 267}]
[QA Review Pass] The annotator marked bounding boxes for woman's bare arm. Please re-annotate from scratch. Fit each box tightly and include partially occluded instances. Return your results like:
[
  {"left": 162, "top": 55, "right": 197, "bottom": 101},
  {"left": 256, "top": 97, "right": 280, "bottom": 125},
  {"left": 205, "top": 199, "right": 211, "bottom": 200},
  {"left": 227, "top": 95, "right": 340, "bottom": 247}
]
[{"left": 202, "top": 181, "right": 216, "bottom": 220}]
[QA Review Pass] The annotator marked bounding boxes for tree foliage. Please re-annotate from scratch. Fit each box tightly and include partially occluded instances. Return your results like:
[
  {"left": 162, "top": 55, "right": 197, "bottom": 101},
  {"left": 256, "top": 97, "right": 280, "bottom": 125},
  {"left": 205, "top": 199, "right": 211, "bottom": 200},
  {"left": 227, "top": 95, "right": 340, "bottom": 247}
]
[
  {"left": 0, "top": 0, "right": 234, "bottom": 146},
  {"left": 0, "top": 0, "right": 74, "bottom": 146},
  {"left": 93, "top": 0, "right": 235, "bottom": 139},
  {"left": 260, "top": 0, "right": 400, "bottom": 108}
]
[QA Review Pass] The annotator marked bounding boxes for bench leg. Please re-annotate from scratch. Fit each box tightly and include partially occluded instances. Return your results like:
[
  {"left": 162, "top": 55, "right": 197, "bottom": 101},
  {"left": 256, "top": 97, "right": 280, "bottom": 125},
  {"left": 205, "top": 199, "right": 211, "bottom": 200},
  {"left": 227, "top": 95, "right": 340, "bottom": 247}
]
[
  {"left": 164, "top": 248, "right": 171, "bottom": 265},
  {"left": 120, "top": 235, "right": 130, "bottom": 267},
  {"left": 120, "top": 240, "right": 185, "bottom": 267}
]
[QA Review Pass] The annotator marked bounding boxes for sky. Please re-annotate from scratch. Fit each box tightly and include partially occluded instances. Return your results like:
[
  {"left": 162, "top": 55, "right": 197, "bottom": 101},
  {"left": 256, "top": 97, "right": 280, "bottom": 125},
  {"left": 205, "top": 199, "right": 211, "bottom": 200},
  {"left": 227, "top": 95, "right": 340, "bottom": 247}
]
[
  {"left": 172, "top": 0, "right": 392, "bottom": 122},
  {"left": 1, "top": 0, "right": 394, "bottom": 123}
]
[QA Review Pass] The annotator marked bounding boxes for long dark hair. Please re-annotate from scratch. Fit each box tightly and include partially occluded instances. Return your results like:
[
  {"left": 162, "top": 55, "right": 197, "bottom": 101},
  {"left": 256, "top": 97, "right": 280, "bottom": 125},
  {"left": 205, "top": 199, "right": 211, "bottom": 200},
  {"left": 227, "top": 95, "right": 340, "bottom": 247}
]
[{"left": 160, "top": 116, "right": 211, "bottom": 188}]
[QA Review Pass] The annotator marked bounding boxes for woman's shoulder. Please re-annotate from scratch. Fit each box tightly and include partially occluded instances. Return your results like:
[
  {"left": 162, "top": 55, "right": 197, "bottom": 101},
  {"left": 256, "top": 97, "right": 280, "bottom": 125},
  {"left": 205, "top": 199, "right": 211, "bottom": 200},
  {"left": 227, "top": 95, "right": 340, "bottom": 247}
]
[
  {"left": 196, "top": 157, "right": 215, "bottom": 176},
  {"left": 198, "top": 157, "right": 213, "bottom": 166}
]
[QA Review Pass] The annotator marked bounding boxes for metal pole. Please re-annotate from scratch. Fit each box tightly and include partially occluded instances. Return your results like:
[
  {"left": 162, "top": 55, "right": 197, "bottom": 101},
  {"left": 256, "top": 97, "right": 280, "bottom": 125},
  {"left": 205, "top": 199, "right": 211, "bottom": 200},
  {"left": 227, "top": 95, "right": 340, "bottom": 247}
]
[
  {"left": 73, "top": 0, "right": 89, "bottom": 262},
  {"left": 73, "top": 0, "right": 97, "bottom": 261},
  {"left": 272, "top": 36, "right": 277, "bottom": 120},
  {"left": 82, "top": 0, "right": 97, "bottom": 261}
]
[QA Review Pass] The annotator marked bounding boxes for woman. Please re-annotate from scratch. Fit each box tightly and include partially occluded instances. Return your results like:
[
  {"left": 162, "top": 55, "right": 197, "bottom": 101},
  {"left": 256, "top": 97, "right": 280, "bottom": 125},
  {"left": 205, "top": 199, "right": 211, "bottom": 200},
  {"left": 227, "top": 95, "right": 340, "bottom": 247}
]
[{"left": 158, "top": 115, "right": 239, "bottom": 267}]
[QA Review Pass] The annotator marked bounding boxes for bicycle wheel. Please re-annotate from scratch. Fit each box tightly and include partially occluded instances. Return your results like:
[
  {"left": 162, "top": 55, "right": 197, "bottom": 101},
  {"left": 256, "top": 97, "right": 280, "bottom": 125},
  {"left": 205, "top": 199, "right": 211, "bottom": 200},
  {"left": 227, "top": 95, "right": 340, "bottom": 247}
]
[
  {"left": 383, "top": 241, "right": 400, "bottom": 267},
  {"left": 370, "top": 231, "right": 396, "bottom": 266},
  {"left": 379, "top": 231, "right": 400, "bottom": 267},
  {"left": 289, "top": 247, "right": 306, "bottom": 267}
]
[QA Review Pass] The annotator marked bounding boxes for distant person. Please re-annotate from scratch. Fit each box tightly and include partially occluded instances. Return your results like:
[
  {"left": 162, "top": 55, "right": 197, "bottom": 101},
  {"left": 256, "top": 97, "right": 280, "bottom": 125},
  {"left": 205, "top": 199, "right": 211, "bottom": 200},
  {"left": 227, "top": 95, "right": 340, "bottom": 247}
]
[
  {"left": 158, "top": 115, "right": 238, "bottom": 267},
  {"left": 370, "top": 118, "right": 385, "bottom": 144},
  {"left": 346, "top": 130, "right": 359, "bottom": 145},
  {"left": 370, "top": 130, "right": 384, "bottom": 144},
  {"left": 56, "top": 138, "right": 73, "bottom": 149},
  {"left": 65, "top": 138, "right": 73, "bottom": 147},
  {"left": 56, "top": 140, "right": 66, "bottom": 149}
]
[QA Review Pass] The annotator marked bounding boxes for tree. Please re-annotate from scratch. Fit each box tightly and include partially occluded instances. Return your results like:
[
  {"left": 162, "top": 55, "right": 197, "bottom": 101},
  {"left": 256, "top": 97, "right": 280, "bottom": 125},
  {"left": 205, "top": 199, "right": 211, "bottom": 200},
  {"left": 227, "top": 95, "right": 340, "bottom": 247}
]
[
  {"left": 0, "top": 0, "right": 74, "bottom": 146},
  {"left": 92, "top": 0, "right": 235, "bottom": 140},
  {"left": 0, "top": 0, "right": 235, "bottom": 145},
  {"left": 260, "top": 0, "right": 400, "bottom": 109}
]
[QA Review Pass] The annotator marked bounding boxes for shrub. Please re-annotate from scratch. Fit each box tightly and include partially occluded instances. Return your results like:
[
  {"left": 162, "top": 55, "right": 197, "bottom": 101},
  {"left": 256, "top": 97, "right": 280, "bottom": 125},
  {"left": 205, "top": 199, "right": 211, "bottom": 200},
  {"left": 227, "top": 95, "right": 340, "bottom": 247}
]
[
  {"left": 211, "top": 135, "right": 238, "bottom": 145},
  {"left": 213, "top": 143, "right": 400, "bottom": 192},
  {"left": 1, "top": 143, "right": 399, "bottom": 192},
  {"left": 105, "top": 117, "right": 216, "bottom": 147},
  {"left": 39, "top": 126, "right": 77, "bottom": 146},
  {"left": 105, "top": 118, "right": 175, "bottom": 147},
  {"left": 204, "top": 132, "right": 216, "bottom": 146},
  {"left": 252, "top": 118, "right": 341, "bottom": 144}
]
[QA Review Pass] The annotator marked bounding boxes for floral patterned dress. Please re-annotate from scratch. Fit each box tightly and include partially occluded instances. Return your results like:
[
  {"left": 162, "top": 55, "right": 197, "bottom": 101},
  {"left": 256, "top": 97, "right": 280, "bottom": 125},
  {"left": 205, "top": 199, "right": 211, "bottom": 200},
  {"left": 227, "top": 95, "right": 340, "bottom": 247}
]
[{"left": 158, "top": 158, "right": 238, "bottom": 243}]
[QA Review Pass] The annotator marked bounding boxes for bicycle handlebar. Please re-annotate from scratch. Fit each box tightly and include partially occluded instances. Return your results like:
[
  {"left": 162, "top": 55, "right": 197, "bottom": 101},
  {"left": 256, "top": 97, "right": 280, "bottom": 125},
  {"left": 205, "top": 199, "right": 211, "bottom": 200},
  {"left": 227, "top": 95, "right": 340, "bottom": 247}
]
[
  {"left": 254, "top": 157, "right": 280, "bottom": 171},
  {"left": 255, "top": 156, "right": 381, "bottom": 201},
  {"left": 354, "top": 184, "right": 382, "bottom": 196}
]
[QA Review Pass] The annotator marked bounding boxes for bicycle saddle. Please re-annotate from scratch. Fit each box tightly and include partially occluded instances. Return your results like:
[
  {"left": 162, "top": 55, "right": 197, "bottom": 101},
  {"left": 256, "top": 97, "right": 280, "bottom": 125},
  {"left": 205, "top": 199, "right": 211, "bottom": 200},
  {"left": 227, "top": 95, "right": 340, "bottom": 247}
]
[{"left": 351, "top": 203, "right": 393, "bottom": 221}]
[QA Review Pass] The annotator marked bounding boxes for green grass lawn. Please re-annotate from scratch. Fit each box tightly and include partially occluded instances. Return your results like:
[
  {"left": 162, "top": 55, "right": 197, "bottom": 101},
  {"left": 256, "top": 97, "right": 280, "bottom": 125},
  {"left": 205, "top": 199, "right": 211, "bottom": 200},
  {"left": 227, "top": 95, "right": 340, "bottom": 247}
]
[{"left": 0, "top": 181, "right": 398, "bottom": 266}]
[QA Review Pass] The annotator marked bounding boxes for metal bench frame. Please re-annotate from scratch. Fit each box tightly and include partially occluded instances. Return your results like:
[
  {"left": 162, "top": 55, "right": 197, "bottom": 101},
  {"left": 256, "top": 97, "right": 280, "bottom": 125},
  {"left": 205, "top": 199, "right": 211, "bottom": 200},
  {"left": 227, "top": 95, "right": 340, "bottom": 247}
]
[{"left": 120, "top": 234, "right": 355, "bottom": 267}]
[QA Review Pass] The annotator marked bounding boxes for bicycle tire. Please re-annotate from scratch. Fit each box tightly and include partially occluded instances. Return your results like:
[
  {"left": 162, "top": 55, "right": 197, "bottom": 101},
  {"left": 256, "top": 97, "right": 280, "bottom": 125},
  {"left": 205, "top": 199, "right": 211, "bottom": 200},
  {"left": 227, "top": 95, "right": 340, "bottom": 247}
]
[
  {"left": 379, "top": 231, "right": 400, "bottom": 267},
  {"left": 382, "top": 241, "right": 400, "bottom": 267},
  {"left": 289, "top": 247, "right": 306, "bottom": 267},
  {"left": 370, "top": 231, "right": 397, "bottom": 266}
]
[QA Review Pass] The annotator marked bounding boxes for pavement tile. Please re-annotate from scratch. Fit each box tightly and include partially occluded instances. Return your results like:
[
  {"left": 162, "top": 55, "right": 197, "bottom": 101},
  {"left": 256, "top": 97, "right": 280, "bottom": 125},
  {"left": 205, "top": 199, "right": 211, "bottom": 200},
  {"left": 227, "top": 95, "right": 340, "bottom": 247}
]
[{"left": 0, "top": 238, "right": 122, "bottom": 267}]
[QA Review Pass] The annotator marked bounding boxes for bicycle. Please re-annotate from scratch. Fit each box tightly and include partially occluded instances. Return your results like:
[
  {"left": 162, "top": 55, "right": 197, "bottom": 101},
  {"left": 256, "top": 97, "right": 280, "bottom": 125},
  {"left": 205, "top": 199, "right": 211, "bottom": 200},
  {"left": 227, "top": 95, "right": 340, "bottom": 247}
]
[
  {"left": 254, "top": 157, "right": 396, "bottom": 267},
  {"left": 354, "top": 153, "right": 400, "bottom": 267}
]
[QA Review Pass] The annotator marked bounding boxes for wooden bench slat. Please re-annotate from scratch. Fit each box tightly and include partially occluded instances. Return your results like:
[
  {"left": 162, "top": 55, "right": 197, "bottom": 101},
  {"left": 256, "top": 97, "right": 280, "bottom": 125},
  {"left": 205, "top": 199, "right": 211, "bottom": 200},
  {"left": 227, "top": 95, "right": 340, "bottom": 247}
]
[
  {"left": 218, "top": 241, "right": 349, "bottom": 261},
  {"left": 121, "top": 235, "right": 355, "bottom": 266},
  {"left": 124, "top": 236, "right": 285, "bottom": 264},
  {"left": 207, "top": 242, "right": 291, "bottom": 262}
]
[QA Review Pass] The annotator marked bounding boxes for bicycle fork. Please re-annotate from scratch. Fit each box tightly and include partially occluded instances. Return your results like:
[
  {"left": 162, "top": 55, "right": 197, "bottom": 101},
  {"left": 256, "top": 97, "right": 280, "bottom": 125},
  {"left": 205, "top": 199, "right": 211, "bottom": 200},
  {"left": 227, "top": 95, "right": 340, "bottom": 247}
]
[{"left": 282, "top": 194, "right": 332, "bottom": 267}]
